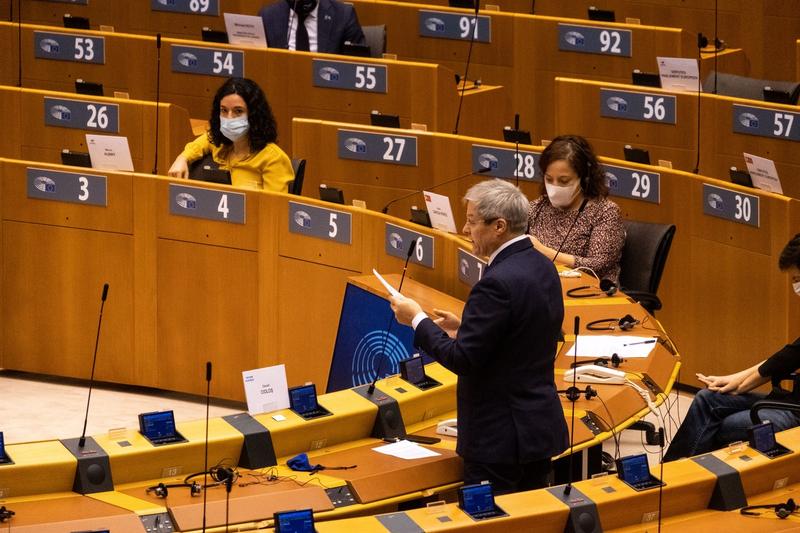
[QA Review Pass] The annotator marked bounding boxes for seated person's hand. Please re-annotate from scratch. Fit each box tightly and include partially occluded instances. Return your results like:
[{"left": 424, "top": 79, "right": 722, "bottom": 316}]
[
  {"left": 432, "top": 308, "right": 460, "bottom": 338},
  {"left": 390, "top": 295, "right": 422, "bottom": 326},
  {"left": 697, "top": 372, "right": 743, "bottom": 394},
  {"left": 167, "top": 155, "right": 189, "bottom": 179}
]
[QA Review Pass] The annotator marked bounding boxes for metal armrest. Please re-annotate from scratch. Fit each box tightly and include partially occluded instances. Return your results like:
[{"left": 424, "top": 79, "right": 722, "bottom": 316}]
[{"left": 749, "top": 400, "right": 800, "bottom": 424}]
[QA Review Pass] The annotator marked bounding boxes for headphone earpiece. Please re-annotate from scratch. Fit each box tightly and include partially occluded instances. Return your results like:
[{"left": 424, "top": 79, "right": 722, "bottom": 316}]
[
  {"left": 618, "top": 314, "right": 637, "bottom": 331},
  {"left": 146, "top": 482, "right": 169, "bottom": 499},
  {"left": 740, "top": 498, "right": 797, "bottom": 519},
  {"left": 586, "top": 315, "right": 638, "bottom": 332},
  {"left": 599, "top": 278, "right": 617, "bottom": 296},
  {"left": 146, "top": 480, "right": 203, "bottom": 499},
  {"left": 567, "top": 279, "right": 618, "bottom": 299},
  {"left": 0, "top": 506, "right": 14, "bottom": 523}
]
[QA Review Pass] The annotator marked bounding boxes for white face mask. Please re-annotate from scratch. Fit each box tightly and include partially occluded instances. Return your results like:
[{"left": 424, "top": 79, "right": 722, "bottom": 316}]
[
  {"left": 220, "top": 116, "right": 249, "bottom": 142},
  {"left": 793, "top": 280, "right": 800, "bottom": 297},
  {"left": 545, "top": 181, "right": 581, "bottom": 209}
]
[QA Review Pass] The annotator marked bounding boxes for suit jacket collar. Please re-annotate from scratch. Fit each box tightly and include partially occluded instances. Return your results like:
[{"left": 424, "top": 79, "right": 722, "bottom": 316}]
[
  {"left": 316, "top": 0, "right": 334, "bottom": 53},
  {"left": 486, "top": 236, "right": 532, "bottom": 272}
]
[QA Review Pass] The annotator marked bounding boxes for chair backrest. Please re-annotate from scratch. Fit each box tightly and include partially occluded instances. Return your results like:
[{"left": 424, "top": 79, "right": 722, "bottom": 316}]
[
  {"left": 289, "top": 158, "right": 306, "bottom": 195},
  {"left": 362, "top": 25, "right": 387, "bottom": 58},
  {"left": 702, "top": 71, "right": 800, "bottom": 103},
  {"left": 619, "top": 220, "right": 676, "bottom": 295}
]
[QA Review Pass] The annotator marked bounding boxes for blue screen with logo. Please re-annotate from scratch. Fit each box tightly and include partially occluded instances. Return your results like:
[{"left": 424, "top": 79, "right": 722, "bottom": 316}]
[
  {"left": 619, "top": 454, "right": 650, "bottom": 485},
  {"left": 460, "top": 483, "right": 495, "bottom": 514},
  {"left": 275, "top": 509, "right": 314, "bottom": 532},
  {"left": 327, "top": 284, "right": 424, "bottom": 392},
  {"left": 0, "top": 431, "right": 5, "bottom": 461},
  {"left": 289, "top": 385, "right": 318, "bottom": 414},
  {"left": 140, "top": 411, "right": 177, "bottom": 440},
  {"left": 751, "top": 422, "right": 776, "bottom": 451}
]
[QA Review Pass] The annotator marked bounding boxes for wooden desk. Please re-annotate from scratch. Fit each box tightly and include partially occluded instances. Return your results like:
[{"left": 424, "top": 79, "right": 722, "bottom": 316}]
[
  {"left": 0, "top": 84, "right": 192, "bottom": 175},
  {"left": 555, "top": 76, "right": 800, "bottom": 199},
  {"left": 0, "top": 22, "right": 506, "bottom": 154}
]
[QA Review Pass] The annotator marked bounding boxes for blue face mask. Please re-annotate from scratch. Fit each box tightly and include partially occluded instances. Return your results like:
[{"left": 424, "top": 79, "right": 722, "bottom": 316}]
[{"left": 220, "top": 115, "right": 249, "bottom": 142}]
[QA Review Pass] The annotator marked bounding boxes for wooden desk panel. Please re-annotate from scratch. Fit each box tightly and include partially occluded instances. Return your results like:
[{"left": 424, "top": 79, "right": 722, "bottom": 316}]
[{"left": 3, "top": 495, "right": 143, "bottom": 533}]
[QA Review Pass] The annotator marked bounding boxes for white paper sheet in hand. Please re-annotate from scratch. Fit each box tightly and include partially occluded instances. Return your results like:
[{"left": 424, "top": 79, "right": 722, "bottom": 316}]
[
  {"left": 566, "top": 335, "right": 657, "bottom": 359},
  {"left": 372, "top": 268, "right": 402, "bottom": 298},
  {"left": 372, "top": 440, "right": 441, "bottom": 460}
]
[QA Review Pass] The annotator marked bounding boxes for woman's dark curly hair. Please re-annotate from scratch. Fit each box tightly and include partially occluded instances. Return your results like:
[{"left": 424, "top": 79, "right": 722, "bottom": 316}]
[
  {"left": 779, "top": 233, "right": 800, "bottom": 271},
  {"left": 538, "top": 134, "right": 609, "bottom": 199},
  {"left": 207, "top": 77, "right": 278, "bottom": 151}
]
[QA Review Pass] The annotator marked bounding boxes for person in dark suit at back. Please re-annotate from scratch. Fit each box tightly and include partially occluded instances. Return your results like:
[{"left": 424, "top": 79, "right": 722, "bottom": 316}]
[
  {"left": 391, "top": 179, "right": 569, "bottom": 493},
  {"left": 259, "top": 0, "right": 365, "bottom": 54}
]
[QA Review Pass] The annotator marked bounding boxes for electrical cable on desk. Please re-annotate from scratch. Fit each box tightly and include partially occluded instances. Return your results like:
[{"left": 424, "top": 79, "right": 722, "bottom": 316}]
[
  {"left": 238, "top": 467, "right": 335, "bottom": 490},
  {"left": 593, "top": 393, "right": 620, "bottom": 462}
]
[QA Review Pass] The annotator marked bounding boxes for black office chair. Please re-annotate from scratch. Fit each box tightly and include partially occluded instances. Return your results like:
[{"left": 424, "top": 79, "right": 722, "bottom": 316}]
[
  {"left": 750, "top": 374, "right": 800, "bottom": 424},
  {"left": 288, "top": 158, "right": 306, "bottom": 195},
  {"left": 362, "top": 25, "right": 387, "bottom": 58},
  {"left": 619, "top": 220, "right": 676, "bottom": 316}
]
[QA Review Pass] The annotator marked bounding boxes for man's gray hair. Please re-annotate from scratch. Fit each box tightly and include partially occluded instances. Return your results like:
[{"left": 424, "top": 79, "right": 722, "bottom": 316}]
[{"left": 464, "top": 179, "right": 529, "bottom": 235}]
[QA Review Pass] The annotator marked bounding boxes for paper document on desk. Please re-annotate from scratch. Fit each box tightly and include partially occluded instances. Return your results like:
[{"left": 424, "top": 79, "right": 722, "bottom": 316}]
[
  {"left": 373, "top": 440, "right": 441, "bottom": 460},
  {"left": 566, "top": 335, "right": 657, "bottom": 359},
  {"left": 373, "top": 269, "right": 403, "bottom": 298}
]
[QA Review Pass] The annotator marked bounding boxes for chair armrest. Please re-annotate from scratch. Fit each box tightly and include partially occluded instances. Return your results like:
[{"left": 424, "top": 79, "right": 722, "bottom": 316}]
[
  {"left": 749, "top": 400, "right": 800, "bottom": 424},
  {"left": 622, "top": 290, "right": 662, "bottom": 312}
]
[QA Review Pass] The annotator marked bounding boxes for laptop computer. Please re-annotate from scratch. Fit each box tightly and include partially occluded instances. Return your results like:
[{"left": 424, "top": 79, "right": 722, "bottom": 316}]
[
  {"left": 138, "top": 410, "right": 187, "bottom": 446},
  {"left": 399, "top": 356, "right": 441, "bottom": 390},
  {"left": 458, "top": 482, "right": 507, "bottom": 521},
  {"left": 616, "top": 453, "right": 664, "bottom": 491},
  {"left": 749, "top": 420, "right": 792, "bottom": 459},
  {"left": 274, "top": 509, "right": 315, "bottom": 533},
  {"left": 289, "top": 384, "right": 332, "bottom": 420}
]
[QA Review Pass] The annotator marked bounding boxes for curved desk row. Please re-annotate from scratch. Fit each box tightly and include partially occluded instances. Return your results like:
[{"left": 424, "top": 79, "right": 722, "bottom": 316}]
[
  {"left": 0, "top": 84, "right": 193, "bottom": 175},
  {"left": 291, "top": 117, "right": 800, "bottom": 386},
  {"left": 0, "top": 22, "right": 506, "bottom": 154},
  {"left": 554, "top": 76, "right": 800, "bottom": 199}
]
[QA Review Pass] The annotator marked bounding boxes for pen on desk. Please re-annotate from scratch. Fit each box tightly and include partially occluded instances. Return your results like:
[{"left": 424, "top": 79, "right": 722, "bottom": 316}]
[{"left": 623, "top": 339, "right": 657, "bottom": 346}]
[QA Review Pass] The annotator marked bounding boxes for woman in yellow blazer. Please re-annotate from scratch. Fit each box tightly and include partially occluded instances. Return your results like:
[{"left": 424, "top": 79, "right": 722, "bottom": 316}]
[{"left": 168, "top": 77, "right": 294, "bottom": 192}]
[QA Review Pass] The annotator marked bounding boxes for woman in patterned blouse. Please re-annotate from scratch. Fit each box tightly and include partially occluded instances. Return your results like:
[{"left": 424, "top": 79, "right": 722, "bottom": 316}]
[{"left": 527, "top": 135, "right": 625, "bottom": 283}]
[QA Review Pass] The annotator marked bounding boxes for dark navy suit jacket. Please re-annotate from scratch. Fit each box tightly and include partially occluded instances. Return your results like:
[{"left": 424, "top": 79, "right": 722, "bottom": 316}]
[
  {"left": 259, "top": 0, "right": 365, "bottom": 55},
  {"left": 415, "top": 238, "right": 569, "bottom": 464}
]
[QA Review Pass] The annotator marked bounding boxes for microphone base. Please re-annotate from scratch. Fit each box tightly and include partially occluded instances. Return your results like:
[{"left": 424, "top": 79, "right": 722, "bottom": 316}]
[
  {"left": 223, "top": 413, "right": 277, "bottom": 469},
  {"left": 353, "top": 384, "right": 407, "bottom": 440},
  {"left": 60, "top": 436, "right": 114, "bottom": 494},
  {"left": 546, "top": 485, "right": 603, "bottom": 533}
]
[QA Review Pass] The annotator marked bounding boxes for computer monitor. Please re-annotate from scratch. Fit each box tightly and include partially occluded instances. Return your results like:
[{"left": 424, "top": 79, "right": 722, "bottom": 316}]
[
  {"left": 400, "top": 356, "right": 426, "bottom": 385},
  {"left": 0, "top": 432, "right": 5, "bottom": 463},
  {"left": 61, "top": 149, "right": 93, "bottom": 168},
  {"left": 138, "top": 410, "right": 185, "bottom": 445},
  {"left": 75, "top": 79, "right": 104, "bottom": 96},
  {"left": 319, "top": 185, "right": 345, "bottom": 205},
  {"left": 274, "top": 509, "right": 315, "bottom": 533},
  {"left": 449, "top": 0, "right": 476, "bottom": 8},
  {"left": 632, "top": 70, "right": 661, "bottom": 88},
  {"left": 341, "top": 42, "right": 372, "bottom": 58},
  {"left": 729, "top": 167, "right": 753, "bottom": 188},
  {"left": 616, "top": 454, "right": 650, "bottom": 486},
  {"left": 763, "top": 86, "right": 795, "bottom": 105},
  {"left": 201, "top": 27, "right": 229, "bottom": 43},
  {"left": 289, "top": 384, "right": 320, "bottom": 416},
  {"left": 63, "top": 14, "right": 90, "bottom": 30},
  {"left": 502, "top": 127, "right": 532, "bottom": 145},
  {"left": 458, "top": 482, "right": 506, "bottom": 520},
  {"left": 588, "top": 6, "right": 615, "bottom": 22},
  {"left": 410, "top": 206, "right": 432, "bottom": 228},
  {"left": 370, "top": 111, "right": 401, "bottom": 129},
  {"left": 624, "top": 145, "right": 651, "bottom": 165}
]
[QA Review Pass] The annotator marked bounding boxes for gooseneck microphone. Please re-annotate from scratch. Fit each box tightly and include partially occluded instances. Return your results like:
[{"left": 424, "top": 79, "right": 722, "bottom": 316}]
[
  {"left": 693, "top": 33, "right": 706, "bottom": 175},
  {"left": 452, "top": 0, "right": 481, "bottom": 135},
  {"left": 551, "top": 197, "right": 588, "bottom": 264},
  {"left": 564, "top": 315, "right": 580, "bottom": 496},
  {"left": 367, "top": 238, "right": 418, "bottom": 395},
  {"left": 513, "top": 113, "right": 521, "bottom": 186},
  {"left": 381, "top": 166, "right": 491, "bottom": 215},
  {"left": 201, "top": 361, "right": 212, "bottom": 533},
  {"left": 78, "top": 283, "right": 109, "bottom": 448},
  {"left": 152, "top": 33, "right": 162, "bottom": 175}
]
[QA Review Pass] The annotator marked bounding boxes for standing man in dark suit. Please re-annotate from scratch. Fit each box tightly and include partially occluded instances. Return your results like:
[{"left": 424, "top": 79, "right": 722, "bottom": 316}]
[
  {"left": 259, "top": 0, "right": 366, "bottom": 54},
  {"left": 391, "top": 179, "right": 569, "bottom": 493}
]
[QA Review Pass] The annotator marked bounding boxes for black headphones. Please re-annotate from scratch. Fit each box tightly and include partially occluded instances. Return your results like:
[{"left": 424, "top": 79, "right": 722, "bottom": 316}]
[
  {"left": 559, "top": 385, "right": 597, "bottom": 402},
  {"left": 740, "top": 498, "right": 798, "bottom": 519},
  {"left": 570, "top": 353, "right": 624, "bottom": 369},
  {"left": 586, "top": 314, "right": 638, "bottom": 331},
  {"left": 0, "top": 506, "right": 14, "bottom": 523},
  {"left": 566, "top": 279, "right": 617, "bottom": 298},
  {"left": 145, "top": 480, "right": 202, "bottom": 499},
  {"left": 182, "top": 465, "right": 239, "bottom": 490}
]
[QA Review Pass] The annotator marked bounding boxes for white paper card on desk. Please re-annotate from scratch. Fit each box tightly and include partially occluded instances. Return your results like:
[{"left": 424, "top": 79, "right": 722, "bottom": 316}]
[
  {"left": 657, "top": 57, "right": 700, "bottom": 92},
  {"left": 224, "top": 13, "right": 268, "bottom": 47},
  {"left": 86, "top": 134, "right": 134, "bottom": 171},
  {"left": 242, "top": 364, "right": 290, "bottom": 415},
  {"left": 744, "top": 152, "right": 783, "bottom": 194},
  {"left": 373, "top": 440, "right": 441, "bottom": 460},
  {"left": 567, "top": 335, "right": 657, "bottom": 359},
  {"left": 373, "top": 268, "right": 403, "bottom": 298},
  {"left": 423, "top": 190, "right": 458, "bottom": 233}
]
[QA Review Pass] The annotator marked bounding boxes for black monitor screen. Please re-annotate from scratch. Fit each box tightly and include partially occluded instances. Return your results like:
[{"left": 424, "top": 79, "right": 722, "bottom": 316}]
[
  {"left": 618, "top": 454, "right": 650, "bottom": 485},
  {"left": 0, "top": 431, "right": 5, "bottom": 461},
  {"left": 402, "top": 357, "right": 426, "bottom": 385},
  {"left": 275, "top": 509, "right": 314, "bottom": 532},
  {"left": 139, "top": 411, "right": 177, "bottom": 440},
  {"left": 459, "top": 483, "right": 495, "bottom": 514},
  {"left": 289, "top": 385, "right": 318, "bottom": 414},
  {"left": 751, "top": 422, "right": 776, "bottom": 451}
]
